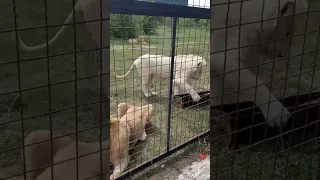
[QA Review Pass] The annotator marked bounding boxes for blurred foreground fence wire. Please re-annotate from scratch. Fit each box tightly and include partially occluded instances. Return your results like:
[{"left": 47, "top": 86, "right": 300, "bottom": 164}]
[
  {"left": 0, "top": 0, "right": 210, "bottom": 180},
  {"left": 210, "top": 0, "right": 320, "bottom": 179}
]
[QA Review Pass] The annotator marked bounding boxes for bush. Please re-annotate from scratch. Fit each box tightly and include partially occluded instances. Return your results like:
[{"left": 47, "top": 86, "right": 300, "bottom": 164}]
[
  {"left": 177, "top": 19, "right": 209, "bottom": 27},
  {"left": 178, "top": 18, "right": 196, "bottom": 27},
  {"left": 197, "top": 19, "right": 209, "bottom": 26},
  {"left": 141, "top": 16, "right": 157, "bottom": 35},
  {"left": 110, "top": 14, "right": 137, "bottom": 38}
]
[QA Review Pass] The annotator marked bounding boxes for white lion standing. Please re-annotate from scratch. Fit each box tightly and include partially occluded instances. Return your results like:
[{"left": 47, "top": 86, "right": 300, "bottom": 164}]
[{"left": 116, "top": 54, "right": 207, "bottom": 102}]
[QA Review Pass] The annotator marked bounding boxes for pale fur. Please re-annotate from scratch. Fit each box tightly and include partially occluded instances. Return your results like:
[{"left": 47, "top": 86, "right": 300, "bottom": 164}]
[
  {"left": 211, "top": 0, "right": 308, "bottom": 127},
  {"left": 110, "top": 117, "right": 130, "bottom": 180},
  {"left": 110, "top": 103, "right": 153, "bottom": 180},
  {"left": 5, "top": 130, "right": 109, "bottom": 180},
  {"left": 116, "top": 54, "right": 207, "bottom": 102},
  {"left": 11, "top": 0, "right": 110, "bottom": 101},
  {"left": 4, "top": 103, "right": 153, "bottom": 180},
  {"left": 128, "top": 35, "right": 148, "bottom": 45}
]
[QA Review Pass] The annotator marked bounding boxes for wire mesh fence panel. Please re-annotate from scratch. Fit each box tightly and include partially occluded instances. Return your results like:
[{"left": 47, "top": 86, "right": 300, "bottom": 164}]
[
  {"left": 0, "top": 0, "right": 110, "bottom": 179},
  {"left": 169, "top": 18, "right": 210, "bottom": 148},
  {"left": 0, "top": 0, "right": 209, "bottom": 179},
  {"left": 211, "top": 0, "right": 320, "bottom": 179},
  {"left": 110, "top": 4, "right": 210, "bottom": 178}
]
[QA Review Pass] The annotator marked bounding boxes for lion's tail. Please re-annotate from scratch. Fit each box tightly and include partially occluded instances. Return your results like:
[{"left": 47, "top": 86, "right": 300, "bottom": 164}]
[
  {"left": 110, "top": 117, "right": 120, "bottom": 124},
  {"left": 12, "top": 2, "right": 81, "bottom": 52},
  {"left": 115, "top": 63, "right": 135, "bottom": 78},
  {"left": 116, "top": 54, "right": 164, "bottom": 78}
]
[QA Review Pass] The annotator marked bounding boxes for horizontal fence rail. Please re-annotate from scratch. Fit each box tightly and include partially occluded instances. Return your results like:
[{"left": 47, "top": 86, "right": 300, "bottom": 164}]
[{"left": 110, "top": 0, "right": 210, "bottom": 19}]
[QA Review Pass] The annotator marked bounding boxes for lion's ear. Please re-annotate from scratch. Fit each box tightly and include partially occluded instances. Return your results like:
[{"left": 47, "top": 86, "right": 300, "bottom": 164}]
[
  {"left": 197, "top": 62, "right": 202, "bottom": 67},
  {"left": 280, "top": 1, "right": 295, "bottom": 17},
  {"left": 117, "top": 103, "right": 134, "bottom": 118},
  {"left": 141, "top": 104, "right": 153, "bottom": 122}
]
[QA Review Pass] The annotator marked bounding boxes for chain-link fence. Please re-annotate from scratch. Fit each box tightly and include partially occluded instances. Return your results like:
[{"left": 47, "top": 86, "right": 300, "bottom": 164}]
[
  {"left": 110, "top": 0, "right": 210, "bottom": 179},
  {"left": 0, "top": 0, "right": 209, "bottom": 179},
  {"left": 211, "top": 0, "right": 320, "bottom": 179},
  {"left": 0, "top": 0, "right": 110, "bottom": 179}
]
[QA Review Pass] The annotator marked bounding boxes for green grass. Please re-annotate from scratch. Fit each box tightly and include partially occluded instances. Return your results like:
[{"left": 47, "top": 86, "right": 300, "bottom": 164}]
[{"left": 110, "top": 22, "right": 210, "bottom": 169}]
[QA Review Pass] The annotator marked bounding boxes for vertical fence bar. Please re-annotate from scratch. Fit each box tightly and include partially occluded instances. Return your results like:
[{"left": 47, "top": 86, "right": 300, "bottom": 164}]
[
  {"left": 167, "top": 17, "right": 177, "bottom": 152},
  {"left": 316, "top": 146, "right": 320, "bottom": 180}
]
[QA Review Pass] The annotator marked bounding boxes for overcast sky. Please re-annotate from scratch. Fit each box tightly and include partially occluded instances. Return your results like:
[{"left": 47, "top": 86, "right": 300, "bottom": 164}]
[{"left": 188, "top": 0, "right": 209, "bottom": 8}]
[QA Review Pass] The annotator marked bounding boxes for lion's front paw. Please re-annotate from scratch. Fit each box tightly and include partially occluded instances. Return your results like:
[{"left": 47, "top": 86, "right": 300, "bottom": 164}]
[
  {"left": 263, "top": 102, "right": 291, "bottom": 127},
  {"left": 141, "top": 130, "right": 147, "bottom": 141},
  {"left": 143, "top": 91, "right": 152, "bottom": 98},
  {"left": 110, "top": 174, "right": 115, "bottom": 180},
  {"left": 151, "top": 91, "right": 158, "bottom": 96},
  {"left": 191, "top": 93, "right": 201, "bottom": 102}
]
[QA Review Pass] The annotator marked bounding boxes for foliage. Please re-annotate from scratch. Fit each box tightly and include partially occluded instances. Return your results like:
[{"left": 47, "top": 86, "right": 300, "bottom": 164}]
[
  {"left": 178, "top": 18, "right": 209, "bottom": 27},
  {"left": 110, "top": 14, "right": 137, "bottom": 38},
  {"left": 197, "top": 19, "right": 209, "bottom": 26},
  {"left": 141, "top": 16, "right": 158, "bottom": 35},
  {"left": 178, "top": 18, "right": 196, "bottom": 26},
  {"left": 110, "top": 14, "right": 158, "bottom": 38},
  {"left": 110, "top": 13, "right": 208, "bottom": 39}
]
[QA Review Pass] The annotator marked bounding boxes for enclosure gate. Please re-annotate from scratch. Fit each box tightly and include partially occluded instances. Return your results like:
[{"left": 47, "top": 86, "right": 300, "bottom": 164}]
[{"left": 111, "top": 0, "right": 210, "bottom": 178}]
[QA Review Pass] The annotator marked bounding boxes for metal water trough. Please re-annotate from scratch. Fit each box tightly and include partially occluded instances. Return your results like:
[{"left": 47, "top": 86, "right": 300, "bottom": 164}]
[{"left": 174, "top": 90, "right": 210, "bottom": 108}]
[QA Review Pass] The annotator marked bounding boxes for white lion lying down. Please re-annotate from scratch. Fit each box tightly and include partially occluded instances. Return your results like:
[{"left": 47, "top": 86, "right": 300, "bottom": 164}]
[{"left": 116, "top": 54, "right": 207, "bottom": 102}]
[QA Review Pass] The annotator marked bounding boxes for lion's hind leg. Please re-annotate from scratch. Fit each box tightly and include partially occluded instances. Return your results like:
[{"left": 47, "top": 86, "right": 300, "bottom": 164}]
[
  {"left": 148, "top": 74, "right": 158, "bottom": 96},
  {"left": 141, "top": 76, "right": 153, "bottom": 97}
]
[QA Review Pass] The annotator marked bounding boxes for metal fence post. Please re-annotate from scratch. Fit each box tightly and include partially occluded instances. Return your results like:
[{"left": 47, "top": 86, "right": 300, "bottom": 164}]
[{"left": 167, "top": 17, "right": 177, "bottom": 152}]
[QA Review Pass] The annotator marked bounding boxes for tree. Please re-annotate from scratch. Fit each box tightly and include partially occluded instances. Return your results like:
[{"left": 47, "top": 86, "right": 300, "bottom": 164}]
[
  {"left": 142, "top": 16, "right": 158, "bottom": 35},
  {"left": 110, "top": 14, "right": 137, "bottom": 38}
]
